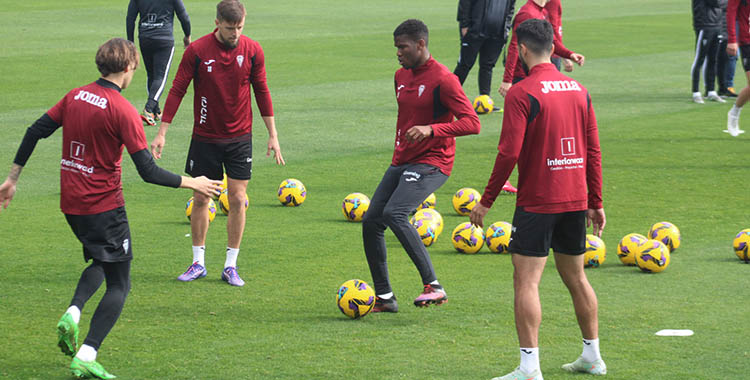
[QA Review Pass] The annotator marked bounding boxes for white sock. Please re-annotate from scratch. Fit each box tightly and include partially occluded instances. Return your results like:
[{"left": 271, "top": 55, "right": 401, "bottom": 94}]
[
  {"left": 75, "top": 344, "right": 97, "bottom": 362},
  {"left": 65, "top": 306, "right": 81, "bottom": 324},
  {"left": 377, "top": 292, "right": 394, "bottom": 300},
  {"left": 429, "top": 280, "right": 440, "bottom": 286},
  {"left": 192, "top": 246, "right": 205, "bottom": 267},
  {"left": 581, "top": 338, "right": 601, "bottom": 362},
  {"left": 225, "top": 247, "right": 239, "bottom": 268},
  {"left": 731, "top": 104, "right": 743, "bottom": 117},
  {"left": 692, "top": 92, "right": 702, "bottom": 97},
  {"left": 519, "top": 347, "right": 540, "bottom": 374}
]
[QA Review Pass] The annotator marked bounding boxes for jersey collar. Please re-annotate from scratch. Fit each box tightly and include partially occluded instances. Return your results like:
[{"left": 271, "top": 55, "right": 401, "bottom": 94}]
[
  {"left": 96, "top": 78, "right": 122, "bottom": 92},
  {"left": 529, "top": 62, "right": 557, "bottom": 75}
]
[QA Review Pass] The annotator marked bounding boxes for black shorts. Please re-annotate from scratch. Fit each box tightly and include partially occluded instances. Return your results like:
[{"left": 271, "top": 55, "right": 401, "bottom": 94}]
[
  {"left": 508, "top": 207, "right": 586, "bottom": 257},
  {"left": 740, "top": 45, "right": 750, "bottom": 72},
  {"left": 185, "top": 137, "right": 252, "bottom": 181},
  {"left": 65, "top": 206, "right": 133, "bottom": 263}
]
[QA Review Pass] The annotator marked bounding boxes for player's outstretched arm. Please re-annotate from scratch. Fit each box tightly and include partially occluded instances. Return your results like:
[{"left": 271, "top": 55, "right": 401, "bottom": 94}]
[
  {"left": 0, "top": 164, "right": 22, "bottom": 212},
  {"left": 1, "top": 113, "right": 62, "bottom": 212},
  {"left": 130, "top": 149, "right": 221, "bottom": 198},
  {"left": 262, "top": 116, "right": 285, "bottom": 165},
  {"left": 151, "top": 122, "right": 170, "bottom": 159},
  {"left": 180, "top": 176, "right": 223, "bottom": 198}
]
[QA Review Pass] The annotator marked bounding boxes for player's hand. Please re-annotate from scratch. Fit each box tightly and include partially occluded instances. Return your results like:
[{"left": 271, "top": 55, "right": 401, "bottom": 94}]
[
  {"left": 570, "top": 53, "right": 585, "bottom": 66},
  {"left": 498, "top": 82, "right": 512, "bottom": 97},
  {"left": 189, "top": 176, "right": 223, "bottom": 198},
  {"left": 151, "top": 131, "right": 166, "bottom": 159},
  {"left": 586, "top": 208, "right": 606, "bottom": 237},
  {"left": 267, "top": 135, "right": 285, "bottom": 165},
  {"left": 461, "top": 27, "right": 468, "bottom": 37},
  {"left": 0, "top": 179, "right": 17, "bottom": 212},
  {"left": 183, "top": 35, "right": 191, "bottom": 47},
  {"left": 405, "top": 125, "right": 433, "bottom": 142},
  {"left": 728, "top": 42, "right": 739, "bottom": 56},
  {"left": 563, "top": 58, "right": 574, "bottom": 72},
  {"left": 469, "top": 203, "right": 489, "bottom": 228}
]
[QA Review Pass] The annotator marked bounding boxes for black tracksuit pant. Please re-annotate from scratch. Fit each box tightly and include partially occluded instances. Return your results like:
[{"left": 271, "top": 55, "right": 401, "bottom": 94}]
[
  {"left": 453, "top": 31, "right": 505, "bottom": 96},
  {"left": 139, "top": 38, "right": 175, "bottom": 114},
  {"left": 692, "top": 27, "right": 723, "bottom": 94},
  {"left": 362, "top": 164, "right": 448, "bottom": 296}
]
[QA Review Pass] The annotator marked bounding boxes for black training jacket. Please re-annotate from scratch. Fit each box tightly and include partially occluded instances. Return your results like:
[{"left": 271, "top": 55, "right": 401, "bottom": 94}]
[
  {"left": 692, "top": 0, "right": 727, "bottom": 30},
  {"left": 126, "top": 0, "right": 191, "bottom": 42},
  {"left": 457, "top": 0, "right": 516, "bottom": 40}
]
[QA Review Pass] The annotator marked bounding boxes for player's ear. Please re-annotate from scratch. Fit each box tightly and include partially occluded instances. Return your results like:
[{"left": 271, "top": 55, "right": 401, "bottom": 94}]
[{"left": 215, "top": 19, "right": 219, "bottom": 27}]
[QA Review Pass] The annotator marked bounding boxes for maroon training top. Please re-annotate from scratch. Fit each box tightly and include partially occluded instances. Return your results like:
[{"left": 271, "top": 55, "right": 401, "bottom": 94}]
[
  {"left": 47, "top": 79, "right": 148, "bottom": 215},
  {"left": 727, "top": 0, "right": 750, "bottom": 45},
  {"left": 391, "top": 57, "right": 481, "bottom": 176},
  {"left": 503, "top": 0, "right": 573, "bottom": 84},
  {"left": 481, "top": 63, "right": 602, "bottom": 213},
  {"left": 162, "top": 30, "right": 273, "bottom": 142}
]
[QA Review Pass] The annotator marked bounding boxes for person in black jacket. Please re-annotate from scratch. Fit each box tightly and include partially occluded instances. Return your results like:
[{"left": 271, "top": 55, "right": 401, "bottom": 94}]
[
  {"left": 691, "top": 0, "right": 727, "bottom": 104},
  {"left": 453, "top": 0, "right": 515, "bottom": 111},
  {"left": 126, "top": 0, "right": 191, "bottom": 125}
]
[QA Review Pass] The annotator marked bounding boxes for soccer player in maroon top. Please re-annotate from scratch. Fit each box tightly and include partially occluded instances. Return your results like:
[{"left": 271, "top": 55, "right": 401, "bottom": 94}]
[
  {"left": 498, "top": 0, "right": 584, "bottom": 96},
  {"left": 151, "top": 0, "right": 285, "bottom": 286},
  {"left": 725, "top": 0, "right": 749, "bottom": 136},
  {"left": 469, "top": 20, "right": 606, "bottom": 380},
  {"left": 0, "top": 38, "right": 220, "bottom": 379},
  {"left": 364, "top": 19, "right": 480, "bottom": 313}
]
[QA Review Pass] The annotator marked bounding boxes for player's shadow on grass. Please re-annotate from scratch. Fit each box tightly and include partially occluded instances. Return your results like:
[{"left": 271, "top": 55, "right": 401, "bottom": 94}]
[
  {"left": 715, "top": 256, "right": 749, "bottom": 264},
  {"left": 305, "top": 313, "right": 422, "bottom": 326}
]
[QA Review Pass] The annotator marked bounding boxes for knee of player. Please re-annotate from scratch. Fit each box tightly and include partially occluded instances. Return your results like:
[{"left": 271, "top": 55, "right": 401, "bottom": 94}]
[
  {"left": 192, "top": 193, "right": 212, "bottom": 207},
  {"left": 227, "top": 193, "right": 247, "bottom": 209},
  {"left": 381, "top": 207, "right": 409, "bottom": 227}
]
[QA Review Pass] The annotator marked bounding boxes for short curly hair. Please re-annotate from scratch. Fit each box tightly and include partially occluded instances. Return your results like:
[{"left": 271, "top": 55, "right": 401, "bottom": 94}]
[{"left": 393, "top": 19, "right": 429, "bottom": 46}]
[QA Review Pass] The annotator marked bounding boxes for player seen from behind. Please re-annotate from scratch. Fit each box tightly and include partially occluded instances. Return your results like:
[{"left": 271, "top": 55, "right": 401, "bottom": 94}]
[
  {"left": 126, "top": 0, "right": 192, "bottom": 125},
  {"left": 0, "top": 38, "right": 221, "bottom": 379},
  {"left": 469, "top": 19, "right": 606, "bottom": 380}
]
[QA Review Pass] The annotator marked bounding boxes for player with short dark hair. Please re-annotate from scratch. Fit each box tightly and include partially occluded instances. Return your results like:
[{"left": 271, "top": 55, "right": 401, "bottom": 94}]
[
  {"left": 0, "top": 38, "right": 221, "bottom": 379},
  {"left": 498, "top": 0, "right": 584, "bottom": 96},
  {"left": 469, "top": 19, "right": 606, "bottom": 380},
  {"left": 363, "top": 19, "right": 481, "bottom": 313},
  {"left": 151, "top": 0, "right": 285, "bottom": 287},
  {"left": 126, "top": 0, "right": 192, "bottom": 125},
  {"left": 725, "top": 0, "right": 749, "bottom": 136}
]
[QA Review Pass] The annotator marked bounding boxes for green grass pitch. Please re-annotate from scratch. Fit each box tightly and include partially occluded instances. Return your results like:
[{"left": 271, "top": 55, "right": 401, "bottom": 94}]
[{"left": 1, "top": 0, "right": 749, "bottom": 378}]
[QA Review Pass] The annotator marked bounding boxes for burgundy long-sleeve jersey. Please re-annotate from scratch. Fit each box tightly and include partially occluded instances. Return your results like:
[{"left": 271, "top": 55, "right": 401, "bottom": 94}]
[
  {"left": 545, "top": 0, "right": 562, "bottom": 40},
  {"left": 392, "top": 57, "right": 480, "bottom": 176},
  {"left": 481, "top": 63, "right": 602, "bottom": 213},
  {"left": 47, "top": 79, "right": 148, "bottom": 215},
  {"left": 546, "top": 0, "right": 563, "bottom": 59},
  {"left": 162, "top": 30, "right": 273, "bottom": 141},
  {"left": 503, "top": 0, "right": 573, "bottom": 84},
  {"left": 727, "top": 0, "right": 750, "bottom": 45}
]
